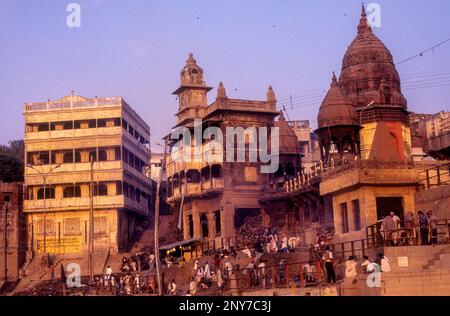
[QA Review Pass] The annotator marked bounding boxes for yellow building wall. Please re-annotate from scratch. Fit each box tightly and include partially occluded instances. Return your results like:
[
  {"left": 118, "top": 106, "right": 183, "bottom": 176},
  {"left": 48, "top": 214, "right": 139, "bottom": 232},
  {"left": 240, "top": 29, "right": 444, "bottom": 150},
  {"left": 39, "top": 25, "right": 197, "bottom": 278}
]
[
  {"left": 332, "top": 185, "right": 416, "bottom": 243},
  {"left": 26, "top": 209, "right": 118, "bottom": 254}
]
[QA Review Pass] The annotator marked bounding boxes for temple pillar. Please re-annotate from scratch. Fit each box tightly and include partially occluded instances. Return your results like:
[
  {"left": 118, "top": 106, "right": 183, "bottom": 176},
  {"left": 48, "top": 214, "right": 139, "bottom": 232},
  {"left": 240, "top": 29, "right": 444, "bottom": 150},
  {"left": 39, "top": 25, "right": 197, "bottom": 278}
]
[
  {"left": 207, "top": 212, "right": 216, "bottom": 238},
  {"left": 221, "top": 204, "right": 235, "bottom": 238},
  {"left": 192, "top": 209, "right": 201, "bottom": 239}
]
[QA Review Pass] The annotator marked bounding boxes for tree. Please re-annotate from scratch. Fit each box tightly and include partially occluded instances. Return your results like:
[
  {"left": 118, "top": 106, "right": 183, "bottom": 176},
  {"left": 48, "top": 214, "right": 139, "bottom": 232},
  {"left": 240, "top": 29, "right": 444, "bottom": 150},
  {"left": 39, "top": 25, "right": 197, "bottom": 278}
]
[{"left": 0, "top": 139, "right": 24, "bottom": 182}]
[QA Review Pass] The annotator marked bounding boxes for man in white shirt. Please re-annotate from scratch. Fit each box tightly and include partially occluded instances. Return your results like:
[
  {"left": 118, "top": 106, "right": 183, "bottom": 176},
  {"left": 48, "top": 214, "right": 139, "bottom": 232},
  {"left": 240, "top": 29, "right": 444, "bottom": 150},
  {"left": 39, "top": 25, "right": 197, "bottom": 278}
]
[
  {"left": 105, "top": 265, "right": 113, "bottom": 279},
  {"left": 379, "top": 253, "right": 391, "bottom": 272},
  {"left": 189, "top": 277, "right": 197, "bottom": 296}
]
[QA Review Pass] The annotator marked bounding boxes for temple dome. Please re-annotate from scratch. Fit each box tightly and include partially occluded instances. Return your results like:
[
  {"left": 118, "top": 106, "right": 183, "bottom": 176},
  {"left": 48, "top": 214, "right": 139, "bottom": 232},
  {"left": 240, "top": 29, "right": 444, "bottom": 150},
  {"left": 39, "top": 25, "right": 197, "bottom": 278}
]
[
  {"left": 339, "top": 5, "right": 407, "bottom": 109},
  {"left": 180, "top": 53, "right": 206, "bottom": 86},
  {"left": 317, "top": 73, "right": 358, "bottom": 129},
  {"left": 277, "top": 111, "right": 301, "bottom": 155}
]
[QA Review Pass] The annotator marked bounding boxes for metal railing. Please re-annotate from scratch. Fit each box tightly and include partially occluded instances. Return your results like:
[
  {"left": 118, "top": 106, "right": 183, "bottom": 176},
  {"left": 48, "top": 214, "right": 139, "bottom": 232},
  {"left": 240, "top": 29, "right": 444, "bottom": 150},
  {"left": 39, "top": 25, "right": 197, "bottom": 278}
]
[
  {"left": 366, "top": 219, "right": 450, "bottom": 247},
  {"left": 418, "top": 162, "right": 450, "bottom": 189},
  {"left": 218, "top": 260, "right": 325, "bottom": 295}
]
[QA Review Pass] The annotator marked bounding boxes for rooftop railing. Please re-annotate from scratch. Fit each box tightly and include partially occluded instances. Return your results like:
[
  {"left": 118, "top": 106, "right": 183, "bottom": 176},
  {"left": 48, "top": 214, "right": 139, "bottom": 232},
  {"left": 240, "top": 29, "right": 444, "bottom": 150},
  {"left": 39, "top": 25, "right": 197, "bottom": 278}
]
[{"left": 24, "top": 97, "right": 122, "bottom": 112}]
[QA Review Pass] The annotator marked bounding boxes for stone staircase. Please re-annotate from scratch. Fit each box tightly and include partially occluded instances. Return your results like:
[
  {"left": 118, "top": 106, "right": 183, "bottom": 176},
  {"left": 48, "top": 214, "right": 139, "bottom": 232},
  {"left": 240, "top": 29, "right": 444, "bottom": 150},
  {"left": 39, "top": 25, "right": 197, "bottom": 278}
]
[
  {"left": 54, "top": 248, "right": 110, "bottom": 278},
  {"left": 422, "top": 245, "right": 450, "bottom": 270},
  {"left": 9, "top": 255, "right": 62, "bottom": 295}
]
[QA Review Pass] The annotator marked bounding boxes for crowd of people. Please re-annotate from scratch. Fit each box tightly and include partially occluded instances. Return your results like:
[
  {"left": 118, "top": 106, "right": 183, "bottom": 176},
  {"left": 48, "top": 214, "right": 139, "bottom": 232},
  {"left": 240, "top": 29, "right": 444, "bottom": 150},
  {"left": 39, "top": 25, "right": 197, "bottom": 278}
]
[
  {"left": 89, "top": 211, "right": 444, "bottom": 296},
  {"left": 344, "top": 253, "right": 392, "bottom": 279},
  {"left": 378, "top": 210, "right": 440, "bottom": 246}
]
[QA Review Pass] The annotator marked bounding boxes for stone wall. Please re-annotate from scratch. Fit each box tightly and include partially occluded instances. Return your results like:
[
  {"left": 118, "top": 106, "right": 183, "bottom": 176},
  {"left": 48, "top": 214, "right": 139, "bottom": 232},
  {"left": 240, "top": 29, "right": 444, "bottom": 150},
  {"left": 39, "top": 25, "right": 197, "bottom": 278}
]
[{"left": 415, "top": 184, "right": 450, "bottom": 219}]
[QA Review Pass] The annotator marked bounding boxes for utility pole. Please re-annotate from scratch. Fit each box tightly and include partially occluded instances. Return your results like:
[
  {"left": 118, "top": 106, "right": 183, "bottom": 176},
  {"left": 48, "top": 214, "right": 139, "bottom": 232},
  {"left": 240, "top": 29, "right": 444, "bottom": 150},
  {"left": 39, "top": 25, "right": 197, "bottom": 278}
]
[
  {"left": 154, "top": 140, "right": 167, "bottom": 296},
  {"left": 27, "top": 163, "right": 60, "bottom": 260},
  {"left": 2, "top": 205, "right": 7, "bottom": 282},
  {"left": 88, "top": 157, "right": 95, "bottom": 282},
  {"left": 43, "top": 174, "right": 47, "bottom": 255}
]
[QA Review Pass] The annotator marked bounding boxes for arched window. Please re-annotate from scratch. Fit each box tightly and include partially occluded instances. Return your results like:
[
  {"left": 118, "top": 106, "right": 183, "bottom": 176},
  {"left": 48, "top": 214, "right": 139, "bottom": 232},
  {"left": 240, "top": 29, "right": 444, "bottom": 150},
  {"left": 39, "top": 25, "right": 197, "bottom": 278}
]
[
  {"left": 89, "top": 151, "right": 97, "bottom": 162},
  {"left": 180, "top": 171, "right": 186, "bottom": 185},
  {"left": 187, "top": 170, "right": 200, "bottom": 183},
  {"left": 74, "top": 151, "right": 81, "bottom": 163},
  {"left": 342, "top": 136, "right": 354, "bottom": 153},
  {"left": 285, "top": 162, "right": 296, "bottom": 177},
  {"left": 201, "top": 166, "right": 211, "bottom": 181},
  {"left": 211, "top": 165, "right": 223, "bottom": 178},
  {"left": 173, "top": 174, "right": 180, "bottom": 188},
  {"left": 274, "top": 164, "right": 284, "bottom": 178},
  {"left": 330, "top": 137, "right": 339, "bottom": 154}
]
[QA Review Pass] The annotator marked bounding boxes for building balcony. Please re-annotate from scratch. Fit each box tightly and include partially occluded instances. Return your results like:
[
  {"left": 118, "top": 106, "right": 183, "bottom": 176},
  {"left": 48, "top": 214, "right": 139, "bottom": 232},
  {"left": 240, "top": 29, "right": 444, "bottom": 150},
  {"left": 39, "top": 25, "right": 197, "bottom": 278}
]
[
  {"left": 25, "top": 161, "right": 124, "bottom": 185},
  {"left": 167, "top": 178, "right": 224, "bottom": 203},
  {"left": 25, "top": 127, "right": 123, "bottom": 141},
  {"left": 24, "top": 195, "right": 126, "bottom": 212},
  {"left": 24, "top": 195, "right": 149, "bottom": 215}
]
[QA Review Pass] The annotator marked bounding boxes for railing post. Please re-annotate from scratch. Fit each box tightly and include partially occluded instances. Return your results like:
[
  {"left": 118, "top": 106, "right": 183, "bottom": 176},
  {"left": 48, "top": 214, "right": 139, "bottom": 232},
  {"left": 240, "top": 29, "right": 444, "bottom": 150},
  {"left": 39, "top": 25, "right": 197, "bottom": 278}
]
[
  {"left": 285, "top": 264, "right": 290, "bottom": 288},
  {"left": 426, "top": 169, "right": 430, "bottom": 189},
  {"left": 361, "top": 239, "right": 366, "bottom": 257},
  {"left": 341, "top": 243, "right": 345, "bottom": 260},
  {"left": 437, "top": 166, "right": 441, "bottom": 186},
  {"left": 300, "top": 264, "right": 305, "bottom": 288},
  {"left": 351, "top": 241, "right": 355, "bottom": 257}
]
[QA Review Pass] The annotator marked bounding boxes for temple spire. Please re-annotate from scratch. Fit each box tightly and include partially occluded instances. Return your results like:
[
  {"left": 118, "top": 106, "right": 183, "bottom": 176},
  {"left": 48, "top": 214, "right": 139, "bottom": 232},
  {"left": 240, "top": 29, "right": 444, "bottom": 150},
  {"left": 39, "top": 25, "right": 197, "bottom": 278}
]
[
  {"left": 267, "top": 86, "right": 277, "bottom": 103},
  {"left": 216, "top": 82, "right": 227, "bottom": 99},
  {"left": 331, "top": 72, "right": 338, "bottom": 87},
  {"left": 358, "top": 3, "right": 372, "bottom": 34}
]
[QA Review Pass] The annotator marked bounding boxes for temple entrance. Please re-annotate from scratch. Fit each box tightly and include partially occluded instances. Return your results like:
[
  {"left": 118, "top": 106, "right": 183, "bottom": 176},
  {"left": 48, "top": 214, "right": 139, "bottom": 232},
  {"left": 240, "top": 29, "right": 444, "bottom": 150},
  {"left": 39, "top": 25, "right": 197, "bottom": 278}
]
[{"left": 376, "top": 197, "right": 404, "bottom": 220}]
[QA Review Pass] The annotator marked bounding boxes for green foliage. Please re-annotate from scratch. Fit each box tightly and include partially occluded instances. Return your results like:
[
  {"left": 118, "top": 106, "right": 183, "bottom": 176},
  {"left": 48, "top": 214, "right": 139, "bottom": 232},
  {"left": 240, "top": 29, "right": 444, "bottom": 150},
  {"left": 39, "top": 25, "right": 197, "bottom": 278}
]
[{"left": 0, "top": 139, "right": 24, "bottom": 182}]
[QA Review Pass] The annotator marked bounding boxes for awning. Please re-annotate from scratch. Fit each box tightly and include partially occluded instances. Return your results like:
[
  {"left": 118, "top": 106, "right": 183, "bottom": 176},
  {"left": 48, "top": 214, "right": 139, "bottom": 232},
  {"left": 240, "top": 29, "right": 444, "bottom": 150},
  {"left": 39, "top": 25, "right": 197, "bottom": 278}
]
[{"left": 159, "top": 238, "right": 199, "bottom": 251}]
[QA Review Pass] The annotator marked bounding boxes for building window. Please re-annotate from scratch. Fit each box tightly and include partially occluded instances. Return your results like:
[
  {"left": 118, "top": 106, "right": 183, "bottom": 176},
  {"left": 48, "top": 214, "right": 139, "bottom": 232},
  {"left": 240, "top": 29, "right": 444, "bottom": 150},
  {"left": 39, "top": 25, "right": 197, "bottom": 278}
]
[
  {"left": 215, "top": 210, "right": 221, "bottom": 235},
  {"left": 37, "top": 187, "right": 55, "bottom": 200},
  {"left": 3, "top": 194, "right": 12, "bottom": 204},
  {"left": 98, "top": 150, "right": 107, "bottom": 162},
  {"left": 352, "top": 200, "right": 361, "bottom": 231},
  {"left": 94, "top": 183, "right": 108, "bottom": 196},
  {"left": 200, "top": 213, "right": 209, "bottom": 238},
  {"left": 211, "top": 164, "right": 223, "bottom": 178},
  {"left": 37, "top": 123, "right": 50, "bottom": 132},
  {"left": 63, "top": 186, "right": 81, "bottom": 198},
  {"left": 116, "top": 181, "right": 123, "bottom": 195},
  {"left": 89, "top": 150, "right": 97, "bottom": 162},
  {"left": 129, "top": 185, "right": 136, "bottom": 200},
  {"left": 123, "top": 147, "right": 129, "bottom": 164},
  {"left": 97, "top": 119, "right": 107, "bottom": 128},
  {"left": 188, "top": 215, "right": 194, "bottom": 239},
  {"left": 63, "top": 151, "right": 74, "bottom": 164},
  {"left": 340, "top": 202, "right": 349, "bottom": 233},
  {"left": 123, "top": 182, "right": 129, "bottom": 197}
]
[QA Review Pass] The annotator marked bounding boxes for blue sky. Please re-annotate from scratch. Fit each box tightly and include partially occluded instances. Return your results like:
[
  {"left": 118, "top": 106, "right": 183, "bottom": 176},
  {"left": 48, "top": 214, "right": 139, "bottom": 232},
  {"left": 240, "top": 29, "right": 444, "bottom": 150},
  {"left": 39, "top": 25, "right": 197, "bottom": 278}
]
[{"left": 1, "top": 0, "right": 449, "bottom": 147}]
